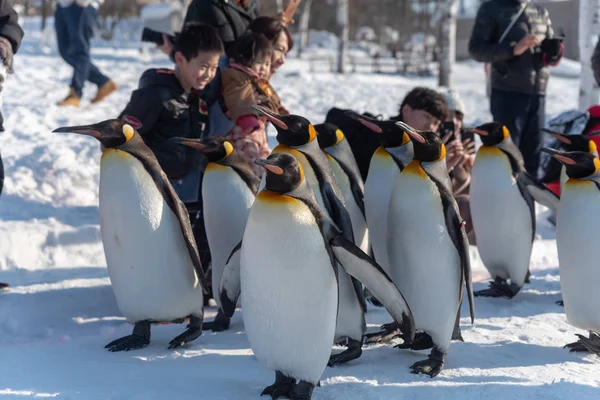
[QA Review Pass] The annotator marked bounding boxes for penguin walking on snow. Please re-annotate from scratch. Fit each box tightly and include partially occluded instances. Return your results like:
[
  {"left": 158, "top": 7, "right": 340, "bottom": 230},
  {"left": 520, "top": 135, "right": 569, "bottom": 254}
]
[
  {"left": 251, "top": 105, "right": 367, "bottom": 367},
  {"left": 54, "top": 120, "right": 209, "bottom": 352},
  {"left": 386, "top": 123, "right": 474, "bottom": 377},
  {"left": 223, "top": 153, "right": 414, "bottom": 400},
  {"left": 315, "top": 122, "right": 369, "bottom": 254},
  {"left": 171, "top": 137, "right": 258, "bottom": 332},
  {"left": 542, "top": 128, "right": 600, "bottom": 193},
  {"left": 469, "top": 123, "right": 559, "bottom": 298},
  {"left": 542, "top": 148, "right": 600, "bottom": 354}
]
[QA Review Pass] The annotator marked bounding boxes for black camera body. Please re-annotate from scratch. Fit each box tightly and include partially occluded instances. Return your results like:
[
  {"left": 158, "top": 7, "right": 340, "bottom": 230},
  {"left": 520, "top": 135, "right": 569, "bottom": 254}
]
[{"left": 141, "top": 27, "right": 177, "bottom": 46}]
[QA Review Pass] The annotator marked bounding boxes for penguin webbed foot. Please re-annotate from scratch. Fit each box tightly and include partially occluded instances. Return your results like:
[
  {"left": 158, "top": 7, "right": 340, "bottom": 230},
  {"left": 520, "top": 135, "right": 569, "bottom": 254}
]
[
  {"left": 556, "top": 299, "right": 564, "bottom": 306},
  {"left": 328, "top": 338, "right": 362, "bottom": 367},
  {"left": 105, "top": 321, "right": 150, "bottom": 352},
  {"left": 0, "top": 282, "right": 9, "bottom": 291},
  {"left": 474, "top": 277, "right": 520, "bottom": 298},
  {"left": 524, "top": 270, "right": 531, "bottom": 284},
  {"left": 364, "top": 322, "right": 400, "bottom": 344},
  {"left": 202, "top": 309, "right": 231, "bottom": 332},
  {"left": 168, "top": 315, "right": 202, "bottom": 349},
  {"left": 565, "top": 332, "right": 600, "bottom": 354},
  {"left": 395, "top": 332, "right": 434, "bottom": 350},
  {"left": 261, "top": 371, "right": 296, "bottom": 399},
  {"left": 290, "top": 381, "right": 315, "bottom": 400},
  {"left": 410, "top": 348, "right": 445, "bottom": 378}
]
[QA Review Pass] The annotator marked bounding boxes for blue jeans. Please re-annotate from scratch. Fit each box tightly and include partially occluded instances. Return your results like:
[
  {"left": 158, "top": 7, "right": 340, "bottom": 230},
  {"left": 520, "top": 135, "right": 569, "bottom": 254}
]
[{"left": 55, "top": 3, "right": 109, "bottom": 97}]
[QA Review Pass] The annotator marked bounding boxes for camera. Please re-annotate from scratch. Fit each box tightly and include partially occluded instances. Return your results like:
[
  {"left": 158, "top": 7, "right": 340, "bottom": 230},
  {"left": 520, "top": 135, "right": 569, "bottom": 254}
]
[{"left": 141, "top": 27, "right": 176, "bottom": 47}]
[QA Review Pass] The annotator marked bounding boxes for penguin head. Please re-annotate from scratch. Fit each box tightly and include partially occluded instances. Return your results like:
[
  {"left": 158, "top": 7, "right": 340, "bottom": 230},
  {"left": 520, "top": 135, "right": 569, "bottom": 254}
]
[
  {"left": 251, "top": 105, "right": 316, "bottom": 147},
  {"left": 398, "top": 121, "right": 445, "bottom": 162},
  {"left": 542, "top": 128, "right": 599, "bottom": 154},
  {"left": 345, "top": 111, "right": 411, "bottom": 148},
  {"left": 541, "top": 148, "right": 600, "bottom": 180},
  {"left": 170, "top": 136, "right": 234, "bottom": 162},
  {"left": 254, "top": 153, "right": 304, "bottom": 193},
  {"left": 469, "top": 122, "right": 509, "bottom": 146},
  {"left": 314, "top": 123, "right": 345, "bottom": 149},
  {"left": 53, "top": 119, "right": 138, "bottom": 149}
]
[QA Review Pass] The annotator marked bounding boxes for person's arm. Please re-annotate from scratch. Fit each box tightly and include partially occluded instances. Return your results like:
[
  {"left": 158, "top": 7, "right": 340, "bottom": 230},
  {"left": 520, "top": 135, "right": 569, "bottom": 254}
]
[
  {"left": 222, "top": 69, "right": 261, "bottom": 133},
  {"left": 0, "top": 0, "right": 23, "bottom": 74},
  {"left": 118, "top": 87, "right": 164, "bottom": 138},
  {"left": 468, "top": 2, "right": 516, "bottom": 63}
]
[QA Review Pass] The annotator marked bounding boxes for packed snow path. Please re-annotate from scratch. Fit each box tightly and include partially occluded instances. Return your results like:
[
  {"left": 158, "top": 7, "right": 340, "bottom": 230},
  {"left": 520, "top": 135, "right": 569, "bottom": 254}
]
[{"left": 0, "top": 19, "right": 598, "bottom": 399}]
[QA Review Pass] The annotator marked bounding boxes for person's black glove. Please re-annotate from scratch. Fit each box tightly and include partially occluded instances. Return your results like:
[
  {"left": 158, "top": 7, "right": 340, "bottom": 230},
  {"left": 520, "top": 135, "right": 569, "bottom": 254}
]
[
  {"left": 541, "top": 37, "right": 564, "bottom": 66},
  {"left": 0, "top": 36, "right": 14, "bottom": 74}
]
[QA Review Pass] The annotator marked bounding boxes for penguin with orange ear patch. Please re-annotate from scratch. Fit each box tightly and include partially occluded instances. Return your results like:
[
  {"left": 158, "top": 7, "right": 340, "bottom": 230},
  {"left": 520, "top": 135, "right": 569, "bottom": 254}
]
[
  {"left": 469, "top": 122, "right": 559, "bottom": 298},
  {"left": 53, "top": 119, "right": 209, "bottom": 352}
]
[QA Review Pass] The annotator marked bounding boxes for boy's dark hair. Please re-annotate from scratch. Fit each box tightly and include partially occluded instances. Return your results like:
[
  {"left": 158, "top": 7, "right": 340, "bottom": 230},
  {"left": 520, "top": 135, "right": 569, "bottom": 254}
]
[
  {"left": 229, "top": 33, "right": 272, "bottom": 66},
  {"left": 247, "top": 16, "right": 294, "bottom": 51},
  {"left": 175, "top": 22, "right": 224, "bottom": 61},
  {"left": 399, "top": 87, "right": 448, "bottom": 122}
]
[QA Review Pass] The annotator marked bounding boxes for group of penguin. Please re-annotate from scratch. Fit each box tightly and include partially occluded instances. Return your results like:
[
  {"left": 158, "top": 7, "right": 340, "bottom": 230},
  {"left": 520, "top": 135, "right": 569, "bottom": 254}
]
[{"left": 51, "top": 106, "right": 600, "bottom": 399}]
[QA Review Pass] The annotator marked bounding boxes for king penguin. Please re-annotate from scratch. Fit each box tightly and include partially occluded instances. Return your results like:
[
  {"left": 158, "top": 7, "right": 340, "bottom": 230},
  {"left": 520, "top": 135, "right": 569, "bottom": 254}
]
[
  {"left": 251, "top": 105, "right": 368, "bottom": 367},
  {"left": 542, "top": 148, "right": 600, "bottom": 354},
  {"left": 470, "top": 122, "right": 559, "bottom": 298},
  {"left": 387, "top": 123, "right": 475, "bottom": 377},
  {"left": 53, "top": 120, "right": 209, "bottom": 351},
  {"left": 171, "top": 136, "right": 258, "bottom": 332},
  {"left": 314, "top": 122, "right": 369, "bottom": 254},
  {"left": 224, "top": 152, "right": 414, "bottom": 400},
  {"left": 542, "top": 128, "right": 600, "bottom": 192}
]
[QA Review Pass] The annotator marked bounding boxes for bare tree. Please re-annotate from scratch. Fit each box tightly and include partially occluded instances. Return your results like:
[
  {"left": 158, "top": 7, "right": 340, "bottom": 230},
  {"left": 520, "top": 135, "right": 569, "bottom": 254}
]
[
  {"left": 297, "top": 0, "right": 312, "bottom": 57},
  {"left": 438, "top": 0, "right": 457, "bottom": 86},
  {"left": 336, "top": 0, "right": 349, "bottom": 73}
]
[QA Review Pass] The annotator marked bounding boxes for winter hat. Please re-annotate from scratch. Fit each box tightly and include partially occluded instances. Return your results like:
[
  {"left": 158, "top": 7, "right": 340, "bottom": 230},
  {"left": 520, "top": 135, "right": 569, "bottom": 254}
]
[{"left": 442, "top": 88, "right": 465, "bottom": 115}]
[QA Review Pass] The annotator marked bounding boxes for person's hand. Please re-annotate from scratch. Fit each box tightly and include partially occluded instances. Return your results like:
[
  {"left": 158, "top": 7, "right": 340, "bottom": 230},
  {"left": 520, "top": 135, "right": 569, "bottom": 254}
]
[
  {"left": 446, "top": 139, "right": 465, "bottom": 171},
  {"left": 157, "top": 33, "right": 174, "bottom": 57},
  {"left": 279, "top": 12, "right": 295, "bottom": 27},
  {"left": 462, "top": 138, "right": 476, "bottom": 155},
  {"left": 237, "top": 115, "right": 262, "bottom": 135},
  {"left": 0, "top": 37, "right": 14, "bottom": 74},
  {"left": 513, "top": 34, "right": 540, "bottom": 56},
  {"left": 462, "top": 154, "right": 475, "bottom": 171}
]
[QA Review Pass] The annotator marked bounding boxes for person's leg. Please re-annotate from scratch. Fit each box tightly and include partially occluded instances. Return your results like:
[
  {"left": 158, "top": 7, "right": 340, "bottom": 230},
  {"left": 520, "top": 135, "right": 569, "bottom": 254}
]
[
  {"left": 54, "top": 5, "right": 72, "bottom": 65},
  {"left": 490, "top": 89, "right": 529, "bottom": 148},
  {"left": 81, "top": 6, "right": 110, "bottom": 88},
  {"left": 520, "top": 95, "right": 545, "bottom": 178},
  {"left": 63, "top": 4, "right": 90, "bottom": 98}
]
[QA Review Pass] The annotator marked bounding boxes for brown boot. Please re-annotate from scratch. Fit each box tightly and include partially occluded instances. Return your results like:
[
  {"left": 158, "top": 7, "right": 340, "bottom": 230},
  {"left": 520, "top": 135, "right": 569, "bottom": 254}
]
[
  {"left": 91, "top": 80, "right": 118, "bottom": 104},
  {"left": 57, "top": 88, "right": 80, "bottom": 107}
]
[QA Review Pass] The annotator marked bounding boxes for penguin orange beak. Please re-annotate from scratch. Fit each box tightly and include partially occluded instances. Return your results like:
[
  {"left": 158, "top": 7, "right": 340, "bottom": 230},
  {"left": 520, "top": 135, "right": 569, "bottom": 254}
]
[
  {"left": 251, "top": 105, "right": 289, "bottom": 130},
  {"left": 345, "top": 111, "right": 383, "bottom": 133},
  {"left": 395, "top": 121, "right": 425, "bottom": 144},
  {"left": 254, "top": 158, "right": 284, "bottom": 175},
  {"left": 53, "top": 125, "right": 101, "bottom": 137},
  {"left": 171, "top": 137, "right": 206, "bottom": 151},
  {"left": 468, "top": 128, "right": 488, "bottom": 136},
  {"left": 541, "top": 128, "right": 572, "bottom": 144},
  {"left": 541, "top": 148, "right": 576, "bottom": 165}
]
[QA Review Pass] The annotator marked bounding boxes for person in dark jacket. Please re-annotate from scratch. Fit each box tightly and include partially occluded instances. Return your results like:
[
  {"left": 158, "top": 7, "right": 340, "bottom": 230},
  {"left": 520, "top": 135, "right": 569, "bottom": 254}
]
[
  {"left": 118, "top": 23, "right": 224, "bottom": 277},
  {"left": 469, "top": 0, "right": 563, "bottom": 177},
  {"left": 0, "top": 0, "right": 24, "bottom": 291},
  {"left": 54, "top": 0, "right": 118, "bottom": 107}
]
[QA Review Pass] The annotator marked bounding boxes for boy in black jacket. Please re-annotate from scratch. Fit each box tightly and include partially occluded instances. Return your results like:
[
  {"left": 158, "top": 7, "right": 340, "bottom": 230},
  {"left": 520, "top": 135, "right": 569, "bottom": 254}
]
[
  {"left": 118, "top": 22, "right": 224, "bottom": 280},
  {"left": 0, "top": 0, "right": 23, "bottom": 291}
]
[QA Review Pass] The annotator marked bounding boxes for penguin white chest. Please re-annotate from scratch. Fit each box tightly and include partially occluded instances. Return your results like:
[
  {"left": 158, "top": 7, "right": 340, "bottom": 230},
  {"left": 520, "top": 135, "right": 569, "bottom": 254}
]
[
  {"left": 241, "top": 192, "right": 338, "bottom": 384},
  {"left": 99, "top": 149, "right": 204, "bottom": 323},
  {"left": 387, "top": 163, "right": 460, "bottom": 351},
  {"left": 202, "top": 163, "right": 255, "bottom": 307},
  {"left": 557, "top": 180, "right": 600, "bottom": 332},
  {"left": 470, "top": 147, "right": 532, "bottom": 286},
  {"left": 364, "top": 149, "right": 399, "bottom": 274}
]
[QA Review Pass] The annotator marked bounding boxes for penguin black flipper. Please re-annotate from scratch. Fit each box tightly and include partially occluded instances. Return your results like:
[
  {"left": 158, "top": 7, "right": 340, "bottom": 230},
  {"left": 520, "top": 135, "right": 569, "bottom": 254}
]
[
  {"left": 331, "top": 154, "right": 366, "bottom": 217},
  {"left": 518, "top": 170, "right": 560, "bottom": 213},
  {"left": 430, "top": 175, "right": 475, "bottom": 324},
  {"left": 124, "top": 141, "right": 210, "bottom": 293},
  {"left": 328, "top": 234, "right": 416, "bottom": 343},
  {"left": 223, "top": 152, "right": 261, "bottom": 195},
  {"left": 219, "top": 240, "right": 243, "bottom": 318}
]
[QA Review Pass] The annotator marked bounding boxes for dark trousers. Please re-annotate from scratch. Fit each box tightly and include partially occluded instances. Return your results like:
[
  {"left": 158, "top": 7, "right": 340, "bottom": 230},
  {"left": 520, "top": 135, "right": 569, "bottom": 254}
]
[
  {"left": 55, "top": 3, "right": 109, "bottom": 97},
  {"left": 490, "top": 89, "right": 545, "bottom": 177}
]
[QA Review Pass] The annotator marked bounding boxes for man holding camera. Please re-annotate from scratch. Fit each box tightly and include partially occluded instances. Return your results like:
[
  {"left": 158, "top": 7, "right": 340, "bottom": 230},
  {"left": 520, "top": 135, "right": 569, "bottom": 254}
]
[{"left": 469, "top": 0, "right": 563, "bottom": 177}]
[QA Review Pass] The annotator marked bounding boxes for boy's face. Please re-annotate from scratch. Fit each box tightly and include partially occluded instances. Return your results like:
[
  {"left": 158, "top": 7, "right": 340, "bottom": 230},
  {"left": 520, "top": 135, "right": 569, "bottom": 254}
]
[
  {"left": 402, "top": 104, "right": 441, "bottom": 132},
  {"left": 250, "top": 55, "right": 272, "bottom": 79},
  {"left": 175, "top": 51, "right": 221, "bottom": 91}
]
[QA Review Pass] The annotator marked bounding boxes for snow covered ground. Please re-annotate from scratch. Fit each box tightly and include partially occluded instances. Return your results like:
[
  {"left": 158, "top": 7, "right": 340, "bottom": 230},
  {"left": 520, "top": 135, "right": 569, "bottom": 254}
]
[{"left": 1, "top": 18, "right": 598, "bottom": 399}]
